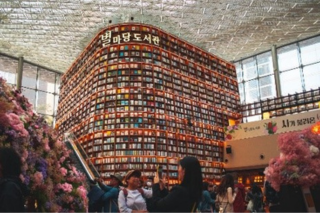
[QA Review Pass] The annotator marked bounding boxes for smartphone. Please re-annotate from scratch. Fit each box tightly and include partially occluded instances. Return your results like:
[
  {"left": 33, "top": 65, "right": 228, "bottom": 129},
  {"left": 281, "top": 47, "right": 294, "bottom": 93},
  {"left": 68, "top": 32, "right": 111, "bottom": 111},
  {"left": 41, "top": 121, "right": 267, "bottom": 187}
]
[{"left": 157, "top": 165, "right": 163, "bottom": 178}]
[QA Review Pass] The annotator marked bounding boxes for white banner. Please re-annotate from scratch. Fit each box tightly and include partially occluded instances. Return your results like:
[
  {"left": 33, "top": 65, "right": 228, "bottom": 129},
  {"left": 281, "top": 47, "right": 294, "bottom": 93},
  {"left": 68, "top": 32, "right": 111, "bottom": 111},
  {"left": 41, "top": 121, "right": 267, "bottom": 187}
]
[{"left": 225, "top": 109, "right": 320, "bottom": 141}]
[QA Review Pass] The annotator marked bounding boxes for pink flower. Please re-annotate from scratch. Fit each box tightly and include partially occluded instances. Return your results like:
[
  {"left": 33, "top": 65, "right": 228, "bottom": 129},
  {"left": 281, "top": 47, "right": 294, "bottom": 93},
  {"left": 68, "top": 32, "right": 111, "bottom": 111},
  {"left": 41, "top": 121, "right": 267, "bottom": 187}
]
[
  {"left": 60, "top": 167, "right": 68, "bottom": 176},
  {"left": 55, "top": 139, "right": 62, "bottom": 148},
  {"left": 227, "top": 126, "right": 233, "bottom": 131},
  {"left": 71, "top": 166, "right": 79, "bottom": 176},
  {"left": 273, "top": 126, "right": 277, "bottom": 133},
  {"left": 57, "top": 183, "right": 73, "bottom": 193},
  {"left": 33, "top": 171, "right": 43, "bottom": 185},
  {"left": 5, "top": 113, "right": 29, "bottom": 137},
  {"left": 0, "top": 79, "right": 88, "bottom": 211},
  {"left": 265, "top": 126, "right": 320, "bottom": 189},
  {"left": 77, "top": 185, "right": 87, "bottom": 199},
  {"left": 43, "top": 138, "right": 50, "bottom": 152},
  {"left": 60, "top": 156, "right": 66, "bottom": 163}
]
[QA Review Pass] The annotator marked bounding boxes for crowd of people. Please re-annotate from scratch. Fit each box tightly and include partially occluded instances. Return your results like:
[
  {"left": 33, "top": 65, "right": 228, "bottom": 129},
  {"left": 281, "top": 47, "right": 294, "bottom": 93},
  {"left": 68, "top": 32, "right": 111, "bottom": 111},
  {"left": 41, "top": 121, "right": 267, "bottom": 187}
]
[
  {"left": 0, "top": 146, "right": 280, "bottom": 213},
  {"left": 87, "top": 157, "right": 277, "bottom": 213}
]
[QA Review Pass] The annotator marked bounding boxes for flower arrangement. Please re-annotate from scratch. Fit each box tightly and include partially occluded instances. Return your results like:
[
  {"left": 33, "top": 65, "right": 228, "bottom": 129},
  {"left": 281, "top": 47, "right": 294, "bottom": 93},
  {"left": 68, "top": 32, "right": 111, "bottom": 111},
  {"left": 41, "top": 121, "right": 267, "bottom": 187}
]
[
  {"left": 264, "top": 121, "right": 277, "bottom": 135},
  {"left": 224, "top": 124, "right": 241, "bottom": 140},
  {"left": 264, "top": 124, "right": 320, "bottom": 191},
  {"left": 0, "top": 78, "right": 88, "bottom": 212}
]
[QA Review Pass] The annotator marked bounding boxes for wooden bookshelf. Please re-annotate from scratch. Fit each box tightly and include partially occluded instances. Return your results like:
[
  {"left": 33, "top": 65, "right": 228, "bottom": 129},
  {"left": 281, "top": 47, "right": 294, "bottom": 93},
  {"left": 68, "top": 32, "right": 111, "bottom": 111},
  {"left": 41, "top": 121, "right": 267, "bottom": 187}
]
[{"left": 57, "top": 23, "right": 241, "bottom": 183}]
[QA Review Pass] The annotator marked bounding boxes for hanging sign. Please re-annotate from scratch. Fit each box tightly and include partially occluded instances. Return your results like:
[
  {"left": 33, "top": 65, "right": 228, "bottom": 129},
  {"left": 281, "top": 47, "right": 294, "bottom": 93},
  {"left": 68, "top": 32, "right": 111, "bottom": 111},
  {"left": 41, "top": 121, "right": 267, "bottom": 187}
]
[
  {"left": 224, "top": 109, "right": 320, "bottom": 141},
  {"left": 100, "top": 30, "right": 160, "bottom": 47}
]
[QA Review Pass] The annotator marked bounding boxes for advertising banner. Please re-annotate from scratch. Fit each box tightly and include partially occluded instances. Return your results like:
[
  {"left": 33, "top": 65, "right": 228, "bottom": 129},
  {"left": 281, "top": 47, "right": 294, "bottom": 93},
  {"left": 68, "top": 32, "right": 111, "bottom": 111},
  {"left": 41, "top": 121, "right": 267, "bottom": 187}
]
[{"left": 225, "top": 109, "right": 320, "bottom": 141}]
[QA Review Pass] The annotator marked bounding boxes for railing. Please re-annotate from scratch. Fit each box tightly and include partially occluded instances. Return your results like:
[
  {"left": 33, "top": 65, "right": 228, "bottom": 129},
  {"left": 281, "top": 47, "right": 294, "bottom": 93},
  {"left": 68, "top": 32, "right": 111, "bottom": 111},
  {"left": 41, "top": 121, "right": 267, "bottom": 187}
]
[
  {"left": 240, "top": 87, "right": 320, "bottom": 121},
  {"left": 64, "top": 132, "right": 100, "bottom": 181}
]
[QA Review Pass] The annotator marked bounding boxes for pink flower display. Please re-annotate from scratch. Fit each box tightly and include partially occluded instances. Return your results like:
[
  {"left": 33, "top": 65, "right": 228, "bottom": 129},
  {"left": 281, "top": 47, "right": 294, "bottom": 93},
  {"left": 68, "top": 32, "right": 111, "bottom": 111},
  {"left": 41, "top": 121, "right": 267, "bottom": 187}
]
[
  {"left": 0, "top": 78, "right": 88, "bottom": 212},
  {"left": 264, "top": 125, "right": 320, "bottom": 191}
]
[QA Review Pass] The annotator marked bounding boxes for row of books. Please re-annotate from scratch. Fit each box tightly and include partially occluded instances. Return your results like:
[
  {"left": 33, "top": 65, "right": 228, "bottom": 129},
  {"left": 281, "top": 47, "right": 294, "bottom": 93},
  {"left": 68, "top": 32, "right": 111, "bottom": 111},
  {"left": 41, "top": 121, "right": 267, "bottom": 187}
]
[{"left": 64, "top": 24, "right": 236, "bottom": 85}]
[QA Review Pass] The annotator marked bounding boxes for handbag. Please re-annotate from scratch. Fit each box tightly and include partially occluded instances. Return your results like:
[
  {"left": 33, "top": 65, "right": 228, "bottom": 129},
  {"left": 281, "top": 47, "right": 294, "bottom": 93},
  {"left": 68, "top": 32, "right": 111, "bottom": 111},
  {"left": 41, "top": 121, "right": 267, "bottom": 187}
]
[
  {"left": 247, "top": 200, "right": 253, "bottom": 211},
  {"left": 191, "top": 202, "right": 196, "bottom": 213},
  {"left": 215, "top": 194, "right": 228, "bottom": 213},
  {"left": 214, "top": 201, "right": 220, "bottom": 212}
]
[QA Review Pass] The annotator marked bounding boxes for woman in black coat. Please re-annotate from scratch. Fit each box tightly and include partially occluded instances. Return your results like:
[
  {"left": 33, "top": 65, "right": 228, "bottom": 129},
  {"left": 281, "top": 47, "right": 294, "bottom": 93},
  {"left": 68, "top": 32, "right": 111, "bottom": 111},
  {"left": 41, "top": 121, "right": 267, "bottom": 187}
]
[
  {"left": 150, "top": 156, "right": 202, "bottom": 212},
  {"left": 0, "top": 147, "right": 28, "bottom": 212}
]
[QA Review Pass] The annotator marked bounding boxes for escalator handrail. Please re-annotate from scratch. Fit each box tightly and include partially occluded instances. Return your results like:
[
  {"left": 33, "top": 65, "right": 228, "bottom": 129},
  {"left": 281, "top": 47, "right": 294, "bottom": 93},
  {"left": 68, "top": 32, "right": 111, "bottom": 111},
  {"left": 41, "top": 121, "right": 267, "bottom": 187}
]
[{"left": 64, "top": 133, "right": 100, "bottom": 180}]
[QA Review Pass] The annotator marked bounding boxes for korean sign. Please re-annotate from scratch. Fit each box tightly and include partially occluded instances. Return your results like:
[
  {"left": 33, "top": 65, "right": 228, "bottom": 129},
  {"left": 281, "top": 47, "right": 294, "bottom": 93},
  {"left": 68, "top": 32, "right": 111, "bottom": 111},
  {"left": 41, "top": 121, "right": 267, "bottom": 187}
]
[
  {"left": 100, "top": 30, "right": 160, "bottom": 47},
  {"left": 224, "top": 109, "right": 320, "bottom": 141}
]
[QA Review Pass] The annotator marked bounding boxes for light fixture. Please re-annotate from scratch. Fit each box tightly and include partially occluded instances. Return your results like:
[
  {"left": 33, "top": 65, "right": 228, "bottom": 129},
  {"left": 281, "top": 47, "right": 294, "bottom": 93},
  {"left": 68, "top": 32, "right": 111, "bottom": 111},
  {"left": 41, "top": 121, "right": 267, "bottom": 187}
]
[{"left": 311, "top": 122, "right": 320, "bottom": 134}]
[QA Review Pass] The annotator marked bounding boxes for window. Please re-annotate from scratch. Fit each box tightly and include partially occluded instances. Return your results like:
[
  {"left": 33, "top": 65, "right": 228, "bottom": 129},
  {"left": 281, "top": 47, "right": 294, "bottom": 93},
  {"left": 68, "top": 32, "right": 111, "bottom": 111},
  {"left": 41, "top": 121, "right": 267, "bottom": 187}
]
[
  {"left": 244, "top": 79, "right": 259, "bottom": 103},
  {"left": 22, "top": 64, "right": 37, "bottom": 89},
  {"left": 234, "top": 62, "right": 243, "bottom": 82},
  {"left": 38, "top": 69, "right": 55, "bottom": 93},
  {"left": 0, "top": 55, "right": 17, "bottom": 85},
  {"left": 278, "top": 44, "right": 300, "bottom": 71},
  {"left": 259, "top": 75, "right": 276, "bottom": 100},
  {"left": 300, "top": 36, "right": 320, "bottom": 65},
  {"left": 37, "top": 91, "right": 54, "bottom": 115},
  {"left": 238, "top": 83, "right": 245, "bottom": 104},
  {"left": 236, "top": 52, "right": 275, "bottom": 104},
  {"left": 22, "top": 87, "right": 36, "bottom": 107},
  {"left": 235, "top": 35, "right": 320, "bottom": 112},
  {"left": 1, "top": 53, "right": 62, "bottom": 126},
  {"left": 243, "top": 58, "right": 257, "bottom": 81},
  {"left": 303, "top": 63, "right": 320, "bottom": 91},
  {"left": 280, "top": 68, "right": 302, "bottom": 95},
  {"left": 257, "top": 52, "right": 273, "bottom": 77}
]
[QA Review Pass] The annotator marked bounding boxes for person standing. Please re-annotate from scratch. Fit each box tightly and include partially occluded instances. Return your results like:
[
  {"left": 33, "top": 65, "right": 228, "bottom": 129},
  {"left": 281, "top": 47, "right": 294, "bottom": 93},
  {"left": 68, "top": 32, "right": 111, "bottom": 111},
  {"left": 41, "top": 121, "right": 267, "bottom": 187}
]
[
  {"left": 246, "top": 184, "right": 264, "bottom": 213},
  {"left": 209, "top": 184, "right": 217, "bottom": 200},
  {"left": 199, "top": 182, "right": 215, "bottom": 212},
  {"left": 209, "top": 184, "right": 217, "bottom": 211},
  {"left": 233, "top": 181, "right": 246, "bottom": 212},
  {"left": 97, "top": 173, "right": 123, "bottom": 213},
  {"left": 264, "top": 181, "right": 280, "bottom": 212},
  {"left": 118, "top": 170, "right": 152, "bottom": 213},
  {"left": 0, "top": 147, "right": 28, "bottom": 212},
  {"left": 150, "top": 156, "right": 203, "bottom": 212},
  {"left": 87, "top": 179, "right": 105, "bottom": 212},
  {"left": 215, "top": 174, "right": 236, "bottom": 213}
]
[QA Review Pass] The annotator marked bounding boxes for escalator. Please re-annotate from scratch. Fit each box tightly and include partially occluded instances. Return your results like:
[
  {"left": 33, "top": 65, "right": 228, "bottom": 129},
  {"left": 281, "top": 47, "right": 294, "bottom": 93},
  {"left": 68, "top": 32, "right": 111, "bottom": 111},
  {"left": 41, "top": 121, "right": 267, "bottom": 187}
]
[{"left": 64, "top": 132, "right": 100, "bottom": 181}]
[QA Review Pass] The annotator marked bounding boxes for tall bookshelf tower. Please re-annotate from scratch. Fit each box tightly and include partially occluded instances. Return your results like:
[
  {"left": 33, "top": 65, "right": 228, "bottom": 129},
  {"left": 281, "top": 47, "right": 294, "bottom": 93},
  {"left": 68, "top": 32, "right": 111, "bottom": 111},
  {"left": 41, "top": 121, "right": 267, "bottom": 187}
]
[{"left": 56, "top": 23, "right": 241, "bottom": 184}]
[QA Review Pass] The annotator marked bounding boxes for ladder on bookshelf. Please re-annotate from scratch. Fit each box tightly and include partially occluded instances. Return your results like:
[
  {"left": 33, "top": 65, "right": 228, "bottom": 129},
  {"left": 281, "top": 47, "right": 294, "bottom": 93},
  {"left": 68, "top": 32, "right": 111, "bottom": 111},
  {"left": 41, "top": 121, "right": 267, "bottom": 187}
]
[{"left": 64, "top": 132, "right": 100, "bottom": 181}]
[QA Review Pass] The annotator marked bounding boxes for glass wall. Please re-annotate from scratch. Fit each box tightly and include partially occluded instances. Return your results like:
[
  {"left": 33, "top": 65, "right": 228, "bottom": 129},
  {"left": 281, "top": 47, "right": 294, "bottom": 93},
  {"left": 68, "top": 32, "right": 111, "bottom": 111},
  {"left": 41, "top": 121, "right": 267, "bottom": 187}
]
[
  {"left": 279, "top": 36, "right": 320, "bottom": 95},
  {"left": 0, "top": 53, "right": 62, "bottom": 126},
  {"left": 235, "top": 35, "right": 320, "bottom": 122},
  {"left": 0, "top": 55, "right": 18, "bottom": 86},
  {"left": 234, "top": 51, "right": 276, "bottom": 105}
]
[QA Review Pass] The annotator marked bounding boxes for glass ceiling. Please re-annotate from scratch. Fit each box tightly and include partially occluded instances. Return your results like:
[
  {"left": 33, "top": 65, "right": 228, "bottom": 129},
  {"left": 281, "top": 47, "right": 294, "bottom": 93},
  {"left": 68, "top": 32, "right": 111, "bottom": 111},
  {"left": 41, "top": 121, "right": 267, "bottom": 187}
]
[{"left": 0, "top": 0, "right": 319, "bottom": 72}]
